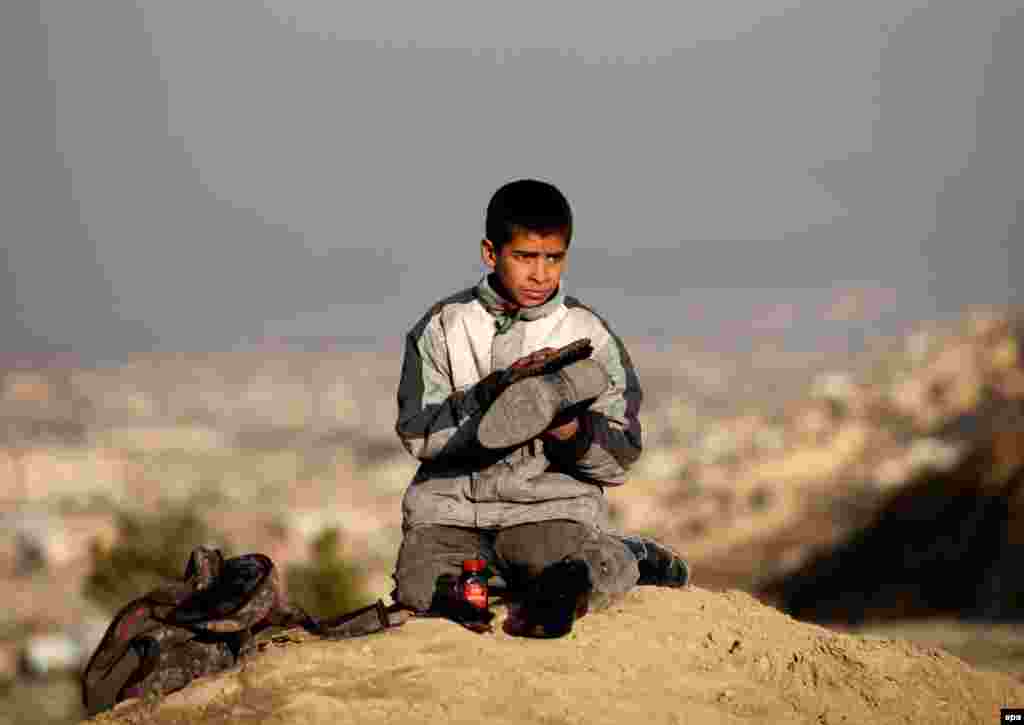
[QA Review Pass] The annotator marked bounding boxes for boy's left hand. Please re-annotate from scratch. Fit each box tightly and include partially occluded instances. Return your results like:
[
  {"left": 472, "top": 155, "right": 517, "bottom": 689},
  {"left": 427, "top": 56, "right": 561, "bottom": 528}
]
[{"left": 542, "top": 417, "right": 579, "bottom": 441}]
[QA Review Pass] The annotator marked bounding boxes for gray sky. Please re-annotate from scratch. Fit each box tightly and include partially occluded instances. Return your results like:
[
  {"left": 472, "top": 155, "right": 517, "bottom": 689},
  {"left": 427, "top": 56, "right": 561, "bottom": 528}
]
[{"left": 2, "top": 0, "right": 1021, "bottom": 364}]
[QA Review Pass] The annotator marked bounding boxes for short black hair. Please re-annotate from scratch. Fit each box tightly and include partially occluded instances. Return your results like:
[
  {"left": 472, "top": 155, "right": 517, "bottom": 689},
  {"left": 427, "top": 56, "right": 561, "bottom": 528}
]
[{"left": 485, "top": 179, "right": 573, "bottom": 250}]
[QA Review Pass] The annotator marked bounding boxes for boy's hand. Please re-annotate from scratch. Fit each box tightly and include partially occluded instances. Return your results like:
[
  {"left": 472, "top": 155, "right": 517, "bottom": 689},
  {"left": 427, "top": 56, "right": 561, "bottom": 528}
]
[
  {"left": 474, "top": 339, "right": 593, "bottom": 410},
  {"left": 509, "top": 347, "right": 559, "bottom": 370},
  {"left": 540, "top": 404, "right": 594, "bottom": 464},
  {"left": 542, "top": 417, "right": 579, "bottom": 441}
]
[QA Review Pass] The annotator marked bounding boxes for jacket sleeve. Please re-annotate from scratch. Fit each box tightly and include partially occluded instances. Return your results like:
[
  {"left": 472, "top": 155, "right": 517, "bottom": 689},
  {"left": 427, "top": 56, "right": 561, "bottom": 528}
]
[
  {"left": 395, "top": 309, "right": 489, "bottom": 462},
  {"left": 544, "top": 320, "right": 643, "bottom": 486}
]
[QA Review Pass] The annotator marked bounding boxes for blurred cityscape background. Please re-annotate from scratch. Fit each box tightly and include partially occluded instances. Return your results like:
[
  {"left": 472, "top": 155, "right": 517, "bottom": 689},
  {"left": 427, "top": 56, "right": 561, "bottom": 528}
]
[{"left": 1, "top": 2, "right": 1021, "bottom": 722}]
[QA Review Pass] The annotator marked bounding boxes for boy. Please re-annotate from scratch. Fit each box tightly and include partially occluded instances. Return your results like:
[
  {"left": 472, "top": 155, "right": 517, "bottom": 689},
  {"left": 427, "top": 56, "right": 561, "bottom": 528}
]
[{"left": 391, "top": 179, "right": 688, "bottom": 637}]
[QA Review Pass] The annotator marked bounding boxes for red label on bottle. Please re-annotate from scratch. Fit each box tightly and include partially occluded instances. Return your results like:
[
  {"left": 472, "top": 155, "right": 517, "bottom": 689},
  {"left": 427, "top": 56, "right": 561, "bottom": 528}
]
[{"left": 463, "top": 580, "right": 488, "bottom": 609}]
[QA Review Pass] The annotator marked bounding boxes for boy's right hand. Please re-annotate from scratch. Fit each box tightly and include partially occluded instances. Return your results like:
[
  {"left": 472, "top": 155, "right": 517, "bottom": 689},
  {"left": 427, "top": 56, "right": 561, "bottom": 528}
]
[
  {"left": 473, "top": 339, "right": 594, "bottom": 410},
  {"left": 509, "top": 347, "right": 559, "bottom": 370}
]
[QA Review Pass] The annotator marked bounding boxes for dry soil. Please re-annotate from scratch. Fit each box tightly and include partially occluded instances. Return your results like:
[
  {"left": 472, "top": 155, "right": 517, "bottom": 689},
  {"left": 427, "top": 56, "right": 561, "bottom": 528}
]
[{"left": 87, "top": 587, "right": 1024, "bottom": 725}]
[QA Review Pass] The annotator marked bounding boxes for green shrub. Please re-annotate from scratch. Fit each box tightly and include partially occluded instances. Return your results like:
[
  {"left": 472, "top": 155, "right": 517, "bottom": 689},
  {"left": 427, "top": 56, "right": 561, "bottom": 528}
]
[
  {"left": 84, "top": 504, "right": 231, "bottom": 611},
  {"left": 285, "top": 528, "right": 367, "bottom": 617}
]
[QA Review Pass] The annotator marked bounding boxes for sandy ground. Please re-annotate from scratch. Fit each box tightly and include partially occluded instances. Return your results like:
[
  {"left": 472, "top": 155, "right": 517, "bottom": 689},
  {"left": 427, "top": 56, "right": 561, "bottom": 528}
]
[
  {"left": 846, "top": 619, "right": 1024, "bottom": 684},
  {"left": 88, "top": 587, "right": 1024, "bottom": 725}
]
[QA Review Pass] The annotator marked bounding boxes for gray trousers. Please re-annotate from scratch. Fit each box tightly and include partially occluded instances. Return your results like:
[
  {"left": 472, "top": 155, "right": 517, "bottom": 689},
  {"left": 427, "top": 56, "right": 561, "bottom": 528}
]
[{"left": 391, "top": 520, "right": 640, "bottom": 613}]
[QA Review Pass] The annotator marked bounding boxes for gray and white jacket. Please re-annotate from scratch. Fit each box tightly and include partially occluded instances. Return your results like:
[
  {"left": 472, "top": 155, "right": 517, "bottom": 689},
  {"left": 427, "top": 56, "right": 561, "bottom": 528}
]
[{"left": 395, "top": 275, "right": 643, "bottom": 532}]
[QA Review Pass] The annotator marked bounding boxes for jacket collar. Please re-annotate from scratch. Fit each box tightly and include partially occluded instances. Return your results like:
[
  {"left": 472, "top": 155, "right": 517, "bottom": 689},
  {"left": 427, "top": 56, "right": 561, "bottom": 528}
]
[{"left": 475, "top": 274, "right": 565, "bottom": 335}]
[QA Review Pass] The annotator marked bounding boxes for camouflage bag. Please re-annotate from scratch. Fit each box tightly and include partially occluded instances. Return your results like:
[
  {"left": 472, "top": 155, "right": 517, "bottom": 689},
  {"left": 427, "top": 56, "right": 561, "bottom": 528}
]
[{"left": 82, "top": 546, "right": 404, "bottom": 716}]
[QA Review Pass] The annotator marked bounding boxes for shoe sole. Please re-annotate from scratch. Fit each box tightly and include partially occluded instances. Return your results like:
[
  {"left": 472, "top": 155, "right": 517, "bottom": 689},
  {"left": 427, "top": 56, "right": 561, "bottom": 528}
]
[{"left": 478, "top": 377, "right": 558, "bottom": 449}]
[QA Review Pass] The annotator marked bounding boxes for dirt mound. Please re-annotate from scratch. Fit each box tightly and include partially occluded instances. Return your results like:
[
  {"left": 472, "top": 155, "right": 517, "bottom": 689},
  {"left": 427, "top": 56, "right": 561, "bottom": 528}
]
[{"left": 86, "top": 587, "right": 1023, "bottom": 725}]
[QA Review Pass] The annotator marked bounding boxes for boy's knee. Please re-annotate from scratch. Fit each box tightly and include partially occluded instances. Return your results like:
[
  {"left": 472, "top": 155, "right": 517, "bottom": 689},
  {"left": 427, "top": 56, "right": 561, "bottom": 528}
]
[
  {"left": 497, "top": 521, "right": 639, "bottom": 595},
  {"left": 579, "top": 535, "right": 640, "bottom": 596},
  {"left": 495, "top": 520, "right": 588, "bottom": 577},
  {"left": 391, "top": 575, "right": 437, "bottom": 613},
  {"left": 391, "top": 525, "right": 483, "bottom": 612}
]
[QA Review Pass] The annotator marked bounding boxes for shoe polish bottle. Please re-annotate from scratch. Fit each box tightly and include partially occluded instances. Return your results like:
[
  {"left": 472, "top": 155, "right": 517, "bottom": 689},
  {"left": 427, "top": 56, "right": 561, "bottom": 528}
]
[{"left": 458, "top": 559, "right": 490, "bottom": 610}]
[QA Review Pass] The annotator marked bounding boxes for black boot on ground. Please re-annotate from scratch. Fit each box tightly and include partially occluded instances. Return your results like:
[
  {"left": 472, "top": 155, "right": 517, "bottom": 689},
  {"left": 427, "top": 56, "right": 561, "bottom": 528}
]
[{"left": 621, "top": 536, "right": 690, "bottom": 588}]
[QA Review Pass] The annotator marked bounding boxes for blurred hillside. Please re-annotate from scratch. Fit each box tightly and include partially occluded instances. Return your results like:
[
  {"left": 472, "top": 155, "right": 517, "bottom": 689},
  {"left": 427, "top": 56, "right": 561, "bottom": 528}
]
[
  {"left": 0, "top": 304, "right": 1022, "bottom": 722},
  {"left": 652, "top": 307, "right": 1023, "bottom": 595}
]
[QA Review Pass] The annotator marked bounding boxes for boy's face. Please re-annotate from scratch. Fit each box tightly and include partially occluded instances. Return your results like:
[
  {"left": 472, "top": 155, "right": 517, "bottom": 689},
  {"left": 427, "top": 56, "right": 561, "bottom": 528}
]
[{"left": 481, "top": 232, "right": 568, "bottom": 308}]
